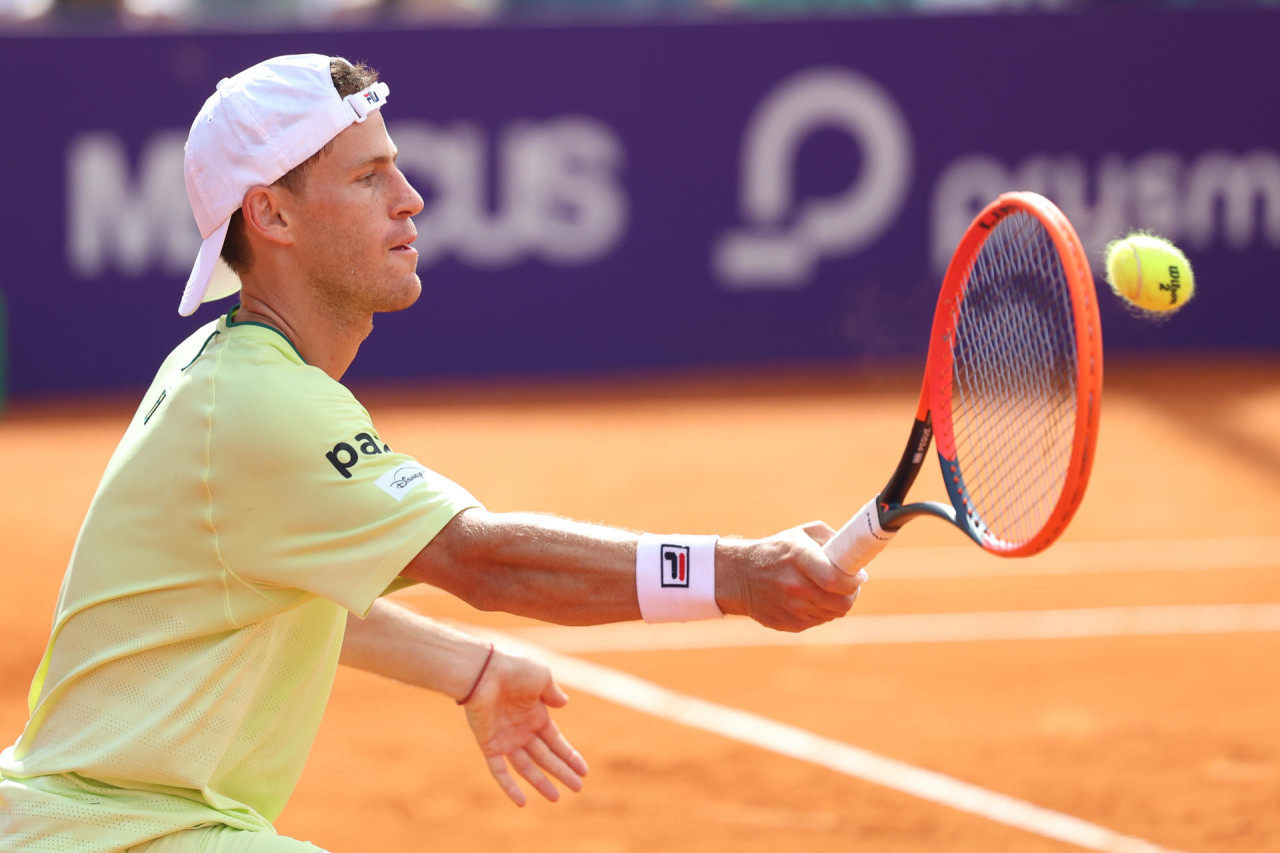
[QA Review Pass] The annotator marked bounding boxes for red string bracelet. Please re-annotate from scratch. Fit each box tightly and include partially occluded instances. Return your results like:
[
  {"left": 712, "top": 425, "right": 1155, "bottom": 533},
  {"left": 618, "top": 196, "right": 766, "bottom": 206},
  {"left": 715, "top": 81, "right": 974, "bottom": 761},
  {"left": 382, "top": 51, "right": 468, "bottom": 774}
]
[{"left": 457, "top": 643, "right": 495, "bottom": 705}]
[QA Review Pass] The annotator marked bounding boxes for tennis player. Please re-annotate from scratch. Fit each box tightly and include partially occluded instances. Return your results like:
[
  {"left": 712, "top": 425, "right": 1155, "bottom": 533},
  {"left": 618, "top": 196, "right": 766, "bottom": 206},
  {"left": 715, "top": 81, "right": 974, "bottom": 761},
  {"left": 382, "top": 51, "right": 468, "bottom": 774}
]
[{"left": 0, "top": 54, "right": 868, "bottom": 852}]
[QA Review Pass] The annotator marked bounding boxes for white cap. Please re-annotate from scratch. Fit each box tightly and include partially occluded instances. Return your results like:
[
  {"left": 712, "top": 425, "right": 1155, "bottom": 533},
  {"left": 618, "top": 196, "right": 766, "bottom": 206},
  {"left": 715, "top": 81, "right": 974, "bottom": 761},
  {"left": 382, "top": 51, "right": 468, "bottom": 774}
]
[{"left": 180, "top": 54, "right": 391, "bottom": 316}]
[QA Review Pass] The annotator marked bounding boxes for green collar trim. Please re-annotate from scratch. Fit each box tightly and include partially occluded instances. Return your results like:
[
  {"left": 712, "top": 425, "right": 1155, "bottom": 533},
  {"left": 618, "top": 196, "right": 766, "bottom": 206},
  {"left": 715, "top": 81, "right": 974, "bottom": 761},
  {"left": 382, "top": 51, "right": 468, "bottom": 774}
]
[
  {"left": 181, "top": 329, "right": 220, "bottom": 372},
  {"left": 225, "top": 304, "right": 307, "bottom": 364}
]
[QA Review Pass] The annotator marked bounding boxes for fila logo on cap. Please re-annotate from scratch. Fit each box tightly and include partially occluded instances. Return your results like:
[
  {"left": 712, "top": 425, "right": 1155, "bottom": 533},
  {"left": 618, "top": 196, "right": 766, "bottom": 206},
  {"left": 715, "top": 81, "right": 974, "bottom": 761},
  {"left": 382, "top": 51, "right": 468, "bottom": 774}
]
[{"left": 659, "top": 544, "right": 691, "bottom": 588}]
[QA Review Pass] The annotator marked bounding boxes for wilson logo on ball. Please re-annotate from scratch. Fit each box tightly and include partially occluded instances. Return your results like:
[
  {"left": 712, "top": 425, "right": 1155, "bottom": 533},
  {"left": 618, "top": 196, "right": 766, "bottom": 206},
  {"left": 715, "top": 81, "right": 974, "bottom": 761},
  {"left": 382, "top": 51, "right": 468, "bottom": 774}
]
[{"left": 1159, "top": 265, "right": 1182, "bottom": 305}]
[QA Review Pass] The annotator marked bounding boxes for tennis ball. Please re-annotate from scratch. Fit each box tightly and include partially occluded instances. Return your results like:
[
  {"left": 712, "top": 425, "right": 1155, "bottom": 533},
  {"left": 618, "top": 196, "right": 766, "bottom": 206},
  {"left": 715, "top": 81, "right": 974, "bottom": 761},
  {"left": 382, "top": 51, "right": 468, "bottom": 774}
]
[{"left": 1103, "top": 232, "right": 1195, "bottom": 314}]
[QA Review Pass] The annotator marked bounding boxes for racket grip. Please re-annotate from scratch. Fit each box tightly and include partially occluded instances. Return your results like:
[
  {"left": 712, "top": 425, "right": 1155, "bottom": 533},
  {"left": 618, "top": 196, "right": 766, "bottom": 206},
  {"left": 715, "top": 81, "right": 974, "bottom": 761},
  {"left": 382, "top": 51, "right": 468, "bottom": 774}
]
[{"left": 824, "top": 498, "right": 896, "bottom": 574}]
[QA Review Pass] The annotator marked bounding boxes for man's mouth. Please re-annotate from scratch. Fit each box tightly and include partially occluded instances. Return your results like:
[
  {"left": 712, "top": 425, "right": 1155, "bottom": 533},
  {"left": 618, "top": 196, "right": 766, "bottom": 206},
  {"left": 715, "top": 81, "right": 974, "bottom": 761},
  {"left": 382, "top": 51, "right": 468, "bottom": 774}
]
[{"left": 389, "top": 223, "right": 418, "bottom": 250}]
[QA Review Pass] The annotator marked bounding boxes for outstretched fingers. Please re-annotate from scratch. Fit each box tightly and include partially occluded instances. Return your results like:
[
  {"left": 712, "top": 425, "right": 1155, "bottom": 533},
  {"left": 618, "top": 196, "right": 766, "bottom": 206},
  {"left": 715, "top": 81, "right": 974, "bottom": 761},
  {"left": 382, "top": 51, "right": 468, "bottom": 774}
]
[
  {"left": 486, "top": 723, "right": 587, "bottom": 806},
  {"left": 486, "top": 752, "right": 529, "bottom": 807},
  {"left": 526, "top": 733, "right": 585, "bottom": 793},
  {"left": 540, "top": 716, "right": 589, "bottom": 778},
  {"left": 507, "top": 746, "right": 561, "bottom": 803}
]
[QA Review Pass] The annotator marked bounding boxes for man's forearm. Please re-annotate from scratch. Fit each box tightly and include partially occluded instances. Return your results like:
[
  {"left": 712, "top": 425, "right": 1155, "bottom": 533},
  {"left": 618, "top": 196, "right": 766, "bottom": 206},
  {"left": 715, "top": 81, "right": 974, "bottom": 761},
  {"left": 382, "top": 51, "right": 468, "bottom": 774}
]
[
  {"left": 340, "top": 598, "right": 492, "bottom": 701},
  {"left": 402, "top": 509, "right": 645, "bottom": 625}
]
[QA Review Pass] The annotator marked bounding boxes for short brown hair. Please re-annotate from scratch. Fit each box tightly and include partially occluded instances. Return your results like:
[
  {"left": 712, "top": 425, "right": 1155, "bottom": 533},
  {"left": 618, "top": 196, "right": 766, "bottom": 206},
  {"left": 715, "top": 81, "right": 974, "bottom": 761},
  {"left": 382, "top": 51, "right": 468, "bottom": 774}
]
[{"left": 220, "top": 58, "right": 381, "bottom": 275}]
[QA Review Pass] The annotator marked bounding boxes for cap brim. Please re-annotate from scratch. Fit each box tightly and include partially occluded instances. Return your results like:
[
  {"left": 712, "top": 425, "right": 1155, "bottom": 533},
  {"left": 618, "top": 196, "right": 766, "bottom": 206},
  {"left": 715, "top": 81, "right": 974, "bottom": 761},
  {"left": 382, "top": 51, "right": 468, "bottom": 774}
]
[{"left": 179, "top": 217, "right": 238, "bottom": 316}]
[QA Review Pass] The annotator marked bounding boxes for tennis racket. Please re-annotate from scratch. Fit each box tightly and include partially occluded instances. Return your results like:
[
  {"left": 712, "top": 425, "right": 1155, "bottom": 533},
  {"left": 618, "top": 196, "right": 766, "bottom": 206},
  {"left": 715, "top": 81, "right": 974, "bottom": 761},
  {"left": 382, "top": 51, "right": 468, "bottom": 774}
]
[{"left": 825, "top": 191, "right": 1103, "bottom": 573}]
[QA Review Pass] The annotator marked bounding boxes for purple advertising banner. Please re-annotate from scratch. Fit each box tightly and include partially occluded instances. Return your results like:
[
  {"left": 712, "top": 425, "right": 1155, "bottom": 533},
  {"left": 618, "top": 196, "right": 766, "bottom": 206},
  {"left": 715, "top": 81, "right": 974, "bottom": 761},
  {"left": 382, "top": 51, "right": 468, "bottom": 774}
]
[{"left": 1, "top": 10, "right": 1276, "bottom": 397}]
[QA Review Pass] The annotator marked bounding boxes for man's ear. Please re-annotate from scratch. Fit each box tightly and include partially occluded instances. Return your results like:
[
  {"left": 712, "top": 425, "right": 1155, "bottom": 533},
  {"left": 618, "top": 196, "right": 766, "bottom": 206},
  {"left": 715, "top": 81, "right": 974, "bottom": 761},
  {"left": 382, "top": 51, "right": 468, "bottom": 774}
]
[{"left": 242, "top": 185, "right": 294, "bottom": 247}]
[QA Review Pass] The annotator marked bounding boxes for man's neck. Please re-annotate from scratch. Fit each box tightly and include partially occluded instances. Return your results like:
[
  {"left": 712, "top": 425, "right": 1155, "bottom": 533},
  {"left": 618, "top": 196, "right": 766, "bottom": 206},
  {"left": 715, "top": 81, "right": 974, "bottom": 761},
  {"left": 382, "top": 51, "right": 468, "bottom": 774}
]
[{"left": 233, "top": 292, "right": 371, "bottom": 381}]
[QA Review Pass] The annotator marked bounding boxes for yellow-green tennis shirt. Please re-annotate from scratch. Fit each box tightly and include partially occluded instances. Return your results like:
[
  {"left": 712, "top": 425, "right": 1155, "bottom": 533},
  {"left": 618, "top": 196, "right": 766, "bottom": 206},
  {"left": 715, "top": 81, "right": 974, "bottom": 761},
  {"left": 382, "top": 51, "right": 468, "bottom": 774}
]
[{"left": 0, "top": 308, "right": 480, "bottom": 852}]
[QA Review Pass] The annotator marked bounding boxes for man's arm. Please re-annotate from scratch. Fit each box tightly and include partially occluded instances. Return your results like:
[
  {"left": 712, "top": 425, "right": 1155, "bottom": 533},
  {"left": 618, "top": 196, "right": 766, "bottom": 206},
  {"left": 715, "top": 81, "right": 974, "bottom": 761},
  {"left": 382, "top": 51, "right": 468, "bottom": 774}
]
[
  {"left": 400, "top": 508, "right": 865, "bottom": 632},
  {"left": 341, "top": 599, "right": 588, "bottom": 805},
  {"left": 339, "top": 597, "right": 494, "bottom": 698}
]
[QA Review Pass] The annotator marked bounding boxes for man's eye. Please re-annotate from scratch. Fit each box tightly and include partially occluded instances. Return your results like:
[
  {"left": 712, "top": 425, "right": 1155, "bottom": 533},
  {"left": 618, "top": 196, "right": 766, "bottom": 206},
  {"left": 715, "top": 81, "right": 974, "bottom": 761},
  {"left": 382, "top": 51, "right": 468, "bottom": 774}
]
[{"left": 358, "top": 173, "right": 375, "bottom": 185}]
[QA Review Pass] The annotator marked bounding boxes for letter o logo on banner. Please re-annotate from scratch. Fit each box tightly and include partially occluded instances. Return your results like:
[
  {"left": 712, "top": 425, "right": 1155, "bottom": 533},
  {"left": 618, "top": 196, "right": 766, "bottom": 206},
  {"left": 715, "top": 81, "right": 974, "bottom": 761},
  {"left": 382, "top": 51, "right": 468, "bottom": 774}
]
[{"left": 714, "top": 68, "right": 913, "bottom": 289}]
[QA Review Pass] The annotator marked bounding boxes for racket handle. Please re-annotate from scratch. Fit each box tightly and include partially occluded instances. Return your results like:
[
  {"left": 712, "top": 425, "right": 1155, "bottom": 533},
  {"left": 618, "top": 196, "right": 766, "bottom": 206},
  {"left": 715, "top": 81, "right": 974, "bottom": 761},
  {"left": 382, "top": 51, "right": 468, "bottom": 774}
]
[{"left": 824, "top": 497, "right": 896, "bottom": 574}]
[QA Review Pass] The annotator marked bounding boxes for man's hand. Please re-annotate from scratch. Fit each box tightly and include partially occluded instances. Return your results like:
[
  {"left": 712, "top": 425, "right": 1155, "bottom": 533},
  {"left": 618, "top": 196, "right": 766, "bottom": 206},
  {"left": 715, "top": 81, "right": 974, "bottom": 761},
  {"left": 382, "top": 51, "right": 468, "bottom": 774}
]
[
  {"left": 462, "top": 649, "right": 590, "bottom": 806},
  {"left": 339, "top": 600, "right": 588, "bottom": 805},
  {"left": 715, "top": 521, "right": 868, "bottom": 632}
]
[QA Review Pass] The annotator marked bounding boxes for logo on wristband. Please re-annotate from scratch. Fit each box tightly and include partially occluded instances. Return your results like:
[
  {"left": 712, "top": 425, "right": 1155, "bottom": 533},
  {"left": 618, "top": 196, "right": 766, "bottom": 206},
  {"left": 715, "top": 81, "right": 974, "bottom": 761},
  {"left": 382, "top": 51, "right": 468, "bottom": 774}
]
[{"left": 659, "top": 544, "right": 691, "bottom": 587}]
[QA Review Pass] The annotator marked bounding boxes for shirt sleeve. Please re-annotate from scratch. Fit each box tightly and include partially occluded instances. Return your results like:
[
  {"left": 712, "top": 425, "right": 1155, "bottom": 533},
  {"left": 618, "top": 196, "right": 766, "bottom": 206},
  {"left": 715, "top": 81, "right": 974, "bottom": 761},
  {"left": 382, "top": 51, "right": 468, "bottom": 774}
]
[{"left": 207, "top": 362, "right": 481, "bottom": 619}]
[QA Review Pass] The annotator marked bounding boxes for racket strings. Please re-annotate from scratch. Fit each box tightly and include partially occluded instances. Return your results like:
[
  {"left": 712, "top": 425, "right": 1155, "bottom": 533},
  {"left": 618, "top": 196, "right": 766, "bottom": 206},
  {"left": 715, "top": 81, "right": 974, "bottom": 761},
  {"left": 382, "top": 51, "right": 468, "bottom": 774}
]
[{"left": 948, "top": 212, "right": 1079, "bottom": 548}]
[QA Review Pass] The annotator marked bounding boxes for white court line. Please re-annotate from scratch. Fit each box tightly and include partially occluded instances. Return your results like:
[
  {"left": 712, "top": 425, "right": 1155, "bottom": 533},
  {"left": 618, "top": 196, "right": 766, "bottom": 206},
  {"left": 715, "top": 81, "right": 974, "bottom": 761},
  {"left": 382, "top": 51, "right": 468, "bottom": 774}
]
[
  {"left": 877, "top": 536, "right": 1280, "bottom": 579},
  {"left": 499, "top": 604, "right": 1280, "bottom": 654},
  {"left": 456, "top": 624, "right": 1184, "bottom": 853}
]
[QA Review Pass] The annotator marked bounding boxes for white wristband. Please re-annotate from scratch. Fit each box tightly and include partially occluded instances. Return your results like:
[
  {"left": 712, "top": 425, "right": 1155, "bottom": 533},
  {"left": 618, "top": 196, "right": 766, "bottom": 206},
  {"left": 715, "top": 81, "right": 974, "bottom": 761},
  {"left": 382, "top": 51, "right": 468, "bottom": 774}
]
[{"left": 636, "top": 533, "right": 722, "bottom": 623}]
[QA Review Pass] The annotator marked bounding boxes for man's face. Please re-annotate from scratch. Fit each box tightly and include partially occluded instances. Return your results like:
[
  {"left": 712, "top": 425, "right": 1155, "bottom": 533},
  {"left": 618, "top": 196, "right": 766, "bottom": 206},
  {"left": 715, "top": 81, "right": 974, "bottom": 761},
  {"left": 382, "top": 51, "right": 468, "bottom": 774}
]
[{"left": 283, "top": 111, "right": 425, "bottom": 318}]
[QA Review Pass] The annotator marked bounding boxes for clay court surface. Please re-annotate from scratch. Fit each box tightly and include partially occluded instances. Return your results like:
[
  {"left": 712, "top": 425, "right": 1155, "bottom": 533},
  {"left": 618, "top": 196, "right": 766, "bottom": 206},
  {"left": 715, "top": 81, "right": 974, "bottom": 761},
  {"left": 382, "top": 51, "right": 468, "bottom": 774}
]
[{"left": 2, "top": 358, "right": 1278, "bottom": 852}]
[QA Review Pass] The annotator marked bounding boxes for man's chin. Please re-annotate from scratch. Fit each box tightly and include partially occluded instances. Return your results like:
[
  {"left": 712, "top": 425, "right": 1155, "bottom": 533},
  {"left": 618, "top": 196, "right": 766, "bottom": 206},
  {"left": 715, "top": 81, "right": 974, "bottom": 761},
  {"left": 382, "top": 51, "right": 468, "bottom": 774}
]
[{"left": 374, "top": 276, "right": 422, "bottom": 315}]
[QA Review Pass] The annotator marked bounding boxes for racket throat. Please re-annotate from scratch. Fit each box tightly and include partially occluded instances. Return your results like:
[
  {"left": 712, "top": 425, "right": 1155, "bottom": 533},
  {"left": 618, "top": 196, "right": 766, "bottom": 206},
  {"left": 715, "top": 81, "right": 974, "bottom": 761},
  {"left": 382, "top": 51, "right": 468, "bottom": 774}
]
[
  {"left": 937, "top": 456, "right": 989, "bottom": 546},
  {"left": 881, "top": 498, "right": 959, "bottom": 530},
  {"left": 877, "top": 414, "right": 984, "bottom": 544}
]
